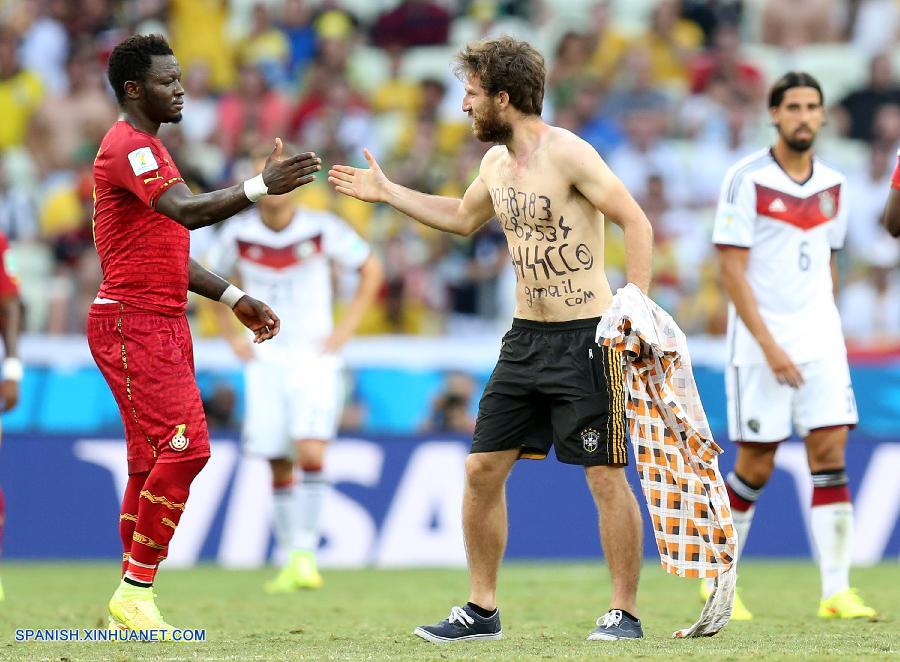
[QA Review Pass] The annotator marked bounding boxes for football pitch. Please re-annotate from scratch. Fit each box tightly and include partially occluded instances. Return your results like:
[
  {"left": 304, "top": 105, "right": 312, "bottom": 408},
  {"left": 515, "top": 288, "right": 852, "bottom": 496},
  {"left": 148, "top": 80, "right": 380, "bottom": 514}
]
[{"left": 0, "top": 561, "right": 895, "bottom": 661}]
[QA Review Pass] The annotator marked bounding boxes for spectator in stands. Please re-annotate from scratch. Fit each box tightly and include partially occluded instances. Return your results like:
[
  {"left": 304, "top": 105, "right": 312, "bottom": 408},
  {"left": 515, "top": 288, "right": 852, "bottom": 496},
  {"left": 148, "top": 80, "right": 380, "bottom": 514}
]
[
  {"left": 372, "top": 0, "right": 451, "bottom": 49},
  {"left": 680, "top": 0, "right": 744, "bottom": 45},
  {"left": 0, "top": 26, "right": 43, "bottom": 150},
  {"left": 237, "top": 2, "right": 290, "bottom": 88},
  {"left": 761, "top": 0, "right": 837, "bottom": 48},
  {"left": 632, "top": 0, "right": 704, "bottom": 89},
  {"left": 0, "top": 159, "right": 37, "bottom": 241},
  {"left": 168, "top": 0, "right": 235, "bottom": 90},
  {"left": 178, "top": 62, "right": 219, "bottom": 145},
  {"left": 834, "top": 53, "right": 900, "bottom": 143},
  {"left": 19, "top": 0, "right": 69, "bottom": 95},
  {"left": 584, "top": 0, "right": 630, "bottom": 88},
  {"left": 607, "top": 107, "right": 688, "bottom": 206},
  {"left": 217, "top": 63, "right": 291, "bottom": 160},
  {"left": 370, "top": 46, "right": 423, "bottom": 115},
  {"left": 280, "top": 0, "right": 318, "bottom": 79},
  {"left": 27, "top": 44, "right": 118, "bottom": 176},
  {"left": 689, "top": 23, "right": 764, "bottom": 104},
  {"left": 604, "top": 45, "right": 673, "bottom": 123},
  {"left": 547, "top": 31, "right": 594, "bottom": 110},
  {"left": 421, "top": 372, "right": 476, "bottom": 434},
  {"left": 553, "top": 82, "right": 623, "bottom": 157},
  {"left": 849, "top": 0, "right": 900, "bottom": 58},
  {"left": 840, "top": 263, "right": 900, "bottom": 345},
  {"left": 846, "top": 143, "right": 895, "bottom": 264}
]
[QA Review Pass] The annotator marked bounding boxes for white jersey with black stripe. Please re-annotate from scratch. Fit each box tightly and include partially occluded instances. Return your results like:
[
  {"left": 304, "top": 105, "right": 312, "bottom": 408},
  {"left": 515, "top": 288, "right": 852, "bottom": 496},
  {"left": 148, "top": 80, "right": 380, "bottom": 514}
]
[{"left": 712, "top": 148, "right": 848, "bottom": 366}]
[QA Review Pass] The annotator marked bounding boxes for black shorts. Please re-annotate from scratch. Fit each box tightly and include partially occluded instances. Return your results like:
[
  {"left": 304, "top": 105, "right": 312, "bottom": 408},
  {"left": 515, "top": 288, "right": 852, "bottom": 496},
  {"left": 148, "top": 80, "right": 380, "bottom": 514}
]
[{"left": 472, "top": 317, "right": 629, "bottom": 466}]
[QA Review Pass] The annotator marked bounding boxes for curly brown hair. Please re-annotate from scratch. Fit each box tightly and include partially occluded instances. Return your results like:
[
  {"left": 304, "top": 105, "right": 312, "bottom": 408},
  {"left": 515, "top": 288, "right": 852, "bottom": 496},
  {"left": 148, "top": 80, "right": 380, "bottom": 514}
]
[{"left": 453, "top": 36, "right": 545, "bottom": 116}]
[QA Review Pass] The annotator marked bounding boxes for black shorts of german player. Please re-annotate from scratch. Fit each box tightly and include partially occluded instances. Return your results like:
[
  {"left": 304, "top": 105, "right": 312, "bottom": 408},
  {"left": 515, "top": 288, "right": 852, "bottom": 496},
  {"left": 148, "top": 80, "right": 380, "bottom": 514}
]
[{"left": 472, "top": 317, "right": 628, "bottom": 466}]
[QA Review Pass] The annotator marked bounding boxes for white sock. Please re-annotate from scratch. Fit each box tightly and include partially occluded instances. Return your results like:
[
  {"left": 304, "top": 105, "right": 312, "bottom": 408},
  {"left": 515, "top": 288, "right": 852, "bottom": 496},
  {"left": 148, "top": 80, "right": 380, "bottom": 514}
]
[
  {"left": 293, "top": 470, "right": 328, "bottom": 553},
  {"left": 707, "top": 506, "right": 755, "bottom": 590},
  {"left": 271, "top": 482, "right": 296, "bottom": 558},
  {"left": 810, "top": 502, "right": 853, "bottom": 599}
]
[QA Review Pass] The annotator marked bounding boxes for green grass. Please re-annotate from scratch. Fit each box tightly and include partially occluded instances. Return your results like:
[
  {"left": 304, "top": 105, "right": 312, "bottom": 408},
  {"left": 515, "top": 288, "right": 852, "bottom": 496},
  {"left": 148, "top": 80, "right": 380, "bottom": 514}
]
[{"left": 0, "top": 561, "right": 895, "bottom": 660}]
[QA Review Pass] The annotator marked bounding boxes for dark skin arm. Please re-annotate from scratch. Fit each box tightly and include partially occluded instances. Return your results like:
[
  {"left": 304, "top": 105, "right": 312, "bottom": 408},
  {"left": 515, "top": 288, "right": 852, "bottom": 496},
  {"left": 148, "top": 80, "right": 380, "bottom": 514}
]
[
  {"left": 0, "top": 295, "right": 21, "bottom": 412},
  {"left": 189, "top": 259, "right": 280, "bottom": 343},
  {"left": 156, "top": 139, "right": 321, "bottom": 230},
  {"left": 883, "top": 187, "right": 900, "bottom": 237}
]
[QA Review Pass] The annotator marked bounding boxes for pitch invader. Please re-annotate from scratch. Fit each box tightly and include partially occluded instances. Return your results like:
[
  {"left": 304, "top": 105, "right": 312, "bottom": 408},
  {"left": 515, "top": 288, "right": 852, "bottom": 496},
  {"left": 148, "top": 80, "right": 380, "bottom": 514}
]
[
  {"left": 712, "top": 71, "right": 876, "bottom": 620},
  {"left": 207, "top": 150, "right": 382, "bottom": 592}
]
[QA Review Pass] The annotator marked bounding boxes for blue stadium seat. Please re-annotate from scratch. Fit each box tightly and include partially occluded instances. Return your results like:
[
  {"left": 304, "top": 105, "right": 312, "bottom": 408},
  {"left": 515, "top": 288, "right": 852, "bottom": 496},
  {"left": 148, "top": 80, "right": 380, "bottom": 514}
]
[
  {"left": 1, "top": 366, "right": 43, "bottom": 433},
  {"left": 38, "top": 367, "right": 112, "bottom": 434},
  {"left": 355, "top": 368, "right": 445, "bottom": 433}
]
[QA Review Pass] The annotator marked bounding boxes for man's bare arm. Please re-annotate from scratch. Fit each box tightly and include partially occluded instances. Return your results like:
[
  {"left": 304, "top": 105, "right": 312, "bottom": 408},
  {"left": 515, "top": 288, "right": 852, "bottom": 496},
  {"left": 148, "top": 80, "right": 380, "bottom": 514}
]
[
  {"left": 883, "top": 188, "right": 900, "bottom": 237},
  {"left": 557, "top": 135, "right": 653, "bottom": 292},
  {"left": 328, "top": 149, "right": 495, "bottom": 236},
  {"left": 157, "top": 141, "right": 321, "bottom": 230},
  {"left": 718, "top": 246, "right": 803, "bottom": 387}
]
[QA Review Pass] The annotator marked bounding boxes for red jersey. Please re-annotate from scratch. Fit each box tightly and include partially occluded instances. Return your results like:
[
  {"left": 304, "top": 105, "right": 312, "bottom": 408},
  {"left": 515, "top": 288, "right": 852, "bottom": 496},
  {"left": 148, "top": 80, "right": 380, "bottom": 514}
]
[
  {"left": 0, "top": 233, "right": 19, "bottom": 297},
  {"left": 892, "top": 149, "right": 900, "bottom": 190},
  {"left": 92, "top": 120, "right": 189, "bottom": 316}
]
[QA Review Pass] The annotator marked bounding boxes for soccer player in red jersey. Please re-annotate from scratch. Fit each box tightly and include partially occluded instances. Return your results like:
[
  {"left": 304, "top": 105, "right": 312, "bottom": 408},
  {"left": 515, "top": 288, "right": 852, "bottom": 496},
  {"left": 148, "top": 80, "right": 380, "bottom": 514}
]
[
  {"left": 882, "top": 150, "right": 900, "bottom": 236},
  {"left": 89, "top": 34, "right": 320, "bottom": 635},
  {"left": 0, "top": 231, "right": 22, "bottom": 603}
]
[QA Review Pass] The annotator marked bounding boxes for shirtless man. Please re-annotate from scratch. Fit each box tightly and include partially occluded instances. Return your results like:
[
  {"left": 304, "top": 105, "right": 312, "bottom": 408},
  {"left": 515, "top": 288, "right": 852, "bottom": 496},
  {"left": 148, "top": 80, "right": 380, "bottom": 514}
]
[{"left": 329, "top": 36, "right": 653, "bottom": 643}]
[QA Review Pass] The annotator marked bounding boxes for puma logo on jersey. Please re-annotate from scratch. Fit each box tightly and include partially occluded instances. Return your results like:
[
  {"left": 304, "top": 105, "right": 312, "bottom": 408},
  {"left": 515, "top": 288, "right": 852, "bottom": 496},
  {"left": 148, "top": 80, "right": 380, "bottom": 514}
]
[{"left": 768, "top": 198, "right": 787, "bottom": 213}]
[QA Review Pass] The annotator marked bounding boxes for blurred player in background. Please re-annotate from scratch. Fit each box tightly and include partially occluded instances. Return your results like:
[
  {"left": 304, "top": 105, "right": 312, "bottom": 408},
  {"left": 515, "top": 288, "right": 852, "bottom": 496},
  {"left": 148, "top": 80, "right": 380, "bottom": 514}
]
[
  {"left": 0, "top": 231, "right": 21, "bottom": 602},
  {"left": 330, "top": 36, "right": 653, "bottom": 642},
  {"left": 206, "top": 148, "right": 382, "bottom": 593},
  {"left": 881, "top": 149, "right": 900, "bottom": 236},
  {"left": 90, "top": 34, "right": 320, "bottom": 635},
  {"left": 713, "top": 72, "right": 876, "bottom": 620}
]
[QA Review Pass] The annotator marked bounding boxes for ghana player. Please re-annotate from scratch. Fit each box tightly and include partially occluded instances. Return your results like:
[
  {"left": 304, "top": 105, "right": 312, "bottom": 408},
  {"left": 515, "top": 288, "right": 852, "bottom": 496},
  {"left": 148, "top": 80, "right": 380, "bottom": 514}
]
[{"left": 90, "top": 34, "right": 320, "bottom": 635}]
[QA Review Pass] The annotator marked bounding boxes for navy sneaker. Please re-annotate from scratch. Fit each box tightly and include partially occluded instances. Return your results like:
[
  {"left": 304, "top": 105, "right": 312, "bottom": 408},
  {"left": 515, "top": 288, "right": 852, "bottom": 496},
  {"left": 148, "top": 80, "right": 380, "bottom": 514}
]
[
  {"left": 413, "top": 605, "right": 502, "bottom": 643},
  {"left": 587, "top": 609, "right": 644, "bottom": 640}
]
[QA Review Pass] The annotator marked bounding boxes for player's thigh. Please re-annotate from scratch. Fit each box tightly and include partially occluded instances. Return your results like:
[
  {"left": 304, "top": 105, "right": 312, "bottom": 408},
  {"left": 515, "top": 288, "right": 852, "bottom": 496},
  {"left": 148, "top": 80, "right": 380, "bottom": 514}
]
[
  {"left": 726, "top": 364, "right": 792, "bottom": 442},
  {"left": 550, "top": 343, "right": 628, "bottom": 466},
  {"left": 794, "top": 356, "right": 858, "bottom": 438},
  {"left": 472, "top": 329, "right": 548, "bottom": 457},
  {"left": 242, "top": 360, "right": 291, "bottom": 459},
  {"left": 286, "top": 353, "right": 343, "bottom": 443}
]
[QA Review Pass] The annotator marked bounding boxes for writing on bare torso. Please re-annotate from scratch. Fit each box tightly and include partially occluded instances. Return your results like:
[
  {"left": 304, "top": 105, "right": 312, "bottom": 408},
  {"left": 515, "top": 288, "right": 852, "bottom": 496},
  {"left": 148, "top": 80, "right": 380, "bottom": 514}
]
[{"left": 481, "top": 143, "right": 613, "bottom": 322}]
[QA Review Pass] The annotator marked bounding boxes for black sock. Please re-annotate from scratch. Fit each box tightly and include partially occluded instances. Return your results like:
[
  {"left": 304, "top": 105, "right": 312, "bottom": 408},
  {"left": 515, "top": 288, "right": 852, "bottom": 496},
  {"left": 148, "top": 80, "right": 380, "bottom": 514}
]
[
  {"left": 123, "top": 576, "right": 152, "bottom": 589},
  {"left": 466, "top": 602, "right": 497, "bottom": 618}
]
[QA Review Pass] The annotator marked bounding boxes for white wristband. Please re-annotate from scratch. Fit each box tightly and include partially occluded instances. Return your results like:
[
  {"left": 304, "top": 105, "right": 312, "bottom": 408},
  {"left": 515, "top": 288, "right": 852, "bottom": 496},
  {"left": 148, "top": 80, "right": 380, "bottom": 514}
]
[
  {"left": 3, "top": 357, "right": 23, "bottom": 382},
  {"left": 243, "top": 173, "right": 268, "bottom": 202},
  {"left": 219, "top": 284, "right": 246, "bottom": 309}
]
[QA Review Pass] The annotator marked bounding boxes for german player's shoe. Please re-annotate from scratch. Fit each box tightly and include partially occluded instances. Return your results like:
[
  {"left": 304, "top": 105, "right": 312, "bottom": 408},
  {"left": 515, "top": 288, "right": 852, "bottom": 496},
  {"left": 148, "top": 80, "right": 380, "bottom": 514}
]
[
  {"left": 264, "top": 550, "right": 323, "bottom": 594},
  {"left": 817, "top": 588, "right": 877, "bottom": 620},
  {"left": 108, "top": 581, "right": 177, "bottom": 638},
  {"left": 413, "top": 604, "right": 502, "bottom": 643},
  {"left": 587, "top": 609, "right": 644, "bottom": 640},
  {"left": 700, "top": 579, "right": 753, "bottom": 620}
]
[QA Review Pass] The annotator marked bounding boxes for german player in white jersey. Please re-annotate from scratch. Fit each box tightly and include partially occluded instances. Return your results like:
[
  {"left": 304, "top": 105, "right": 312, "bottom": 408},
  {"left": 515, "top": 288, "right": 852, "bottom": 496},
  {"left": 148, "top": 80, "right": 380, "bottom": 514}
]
[
  {"left": 207, "top": 151, "right": 382, "bottom": 592},
  {"left": 713, "top": 72, "right": 876, "bottom": 620}
]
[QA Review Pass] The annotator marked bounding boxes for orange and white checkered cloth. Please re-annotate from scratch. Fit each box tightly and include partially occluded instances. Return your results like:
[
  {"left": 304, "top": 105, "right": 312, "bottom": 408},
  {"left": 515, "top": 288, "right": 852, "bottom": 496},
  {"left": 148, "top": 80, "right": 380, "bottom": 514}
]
[{"left": 596, "top": 284, "right": 737, "bottom": 637}]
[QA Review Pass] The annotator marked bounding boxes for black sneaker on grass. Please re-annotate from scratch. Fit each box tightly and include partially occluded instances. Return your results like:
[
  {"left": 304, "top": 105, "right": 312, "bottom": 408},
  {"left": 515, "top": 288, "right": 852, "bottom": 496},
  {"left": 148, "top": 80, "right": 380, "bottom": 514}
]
[
  {"left": 587, "top": 609, "right": 644, "bottom": 640},
  {"left": 413, "top": 605, "right": 502, "bottom": 643}
]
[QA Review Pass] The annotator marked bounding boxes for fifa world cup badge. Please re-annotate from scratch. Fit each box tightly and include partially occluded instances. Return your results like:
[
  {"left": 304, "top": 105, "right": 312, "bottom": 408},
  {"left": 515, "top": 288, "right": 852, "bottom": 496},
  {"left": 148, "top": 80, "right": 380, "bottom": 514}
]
[
  {"left": 581, "top": 428, "right": 600, "bottom": 453},
  {"left": 170, "top": 424, "right": 190, "bottom": 452}
]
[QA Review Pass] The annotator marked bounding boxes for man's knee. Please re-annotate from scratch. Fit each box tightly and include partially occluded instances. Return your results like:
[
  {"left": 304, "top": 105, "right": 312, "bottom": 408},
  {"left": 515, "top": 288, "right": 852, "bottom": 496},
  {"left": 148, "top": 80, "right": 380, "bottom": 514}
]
[
  {"left": 584, "top": 465, "right": 631, "bottom": 500},
  {"left": 465, "top": 452, "right": 511, "bottom": 491},
  {"left": 805, "top": 427, "right": 848, "bottom": 471},
  {"left": 734, "top": 443, "right": 778, "bottom": 487},
  {"left": 269, "top": 458, "right": 293, "bottom": 485},
  {"left": 295, "top": 439, "right": 327, "bottom": 472}
]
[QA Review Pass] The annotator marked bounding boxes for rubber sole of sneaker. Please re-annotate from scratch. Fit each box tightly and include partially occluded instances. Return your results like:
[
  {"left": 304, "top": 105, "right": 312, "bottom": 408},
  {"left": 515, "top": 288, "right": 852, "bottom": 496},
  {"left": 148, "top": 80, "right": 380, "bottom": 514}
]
[
  {"left": 587, "top": 632, "right": 644, "bottom": 641},
  {"left": 412, "top": 627, "right": 502, "bottom": 643}
]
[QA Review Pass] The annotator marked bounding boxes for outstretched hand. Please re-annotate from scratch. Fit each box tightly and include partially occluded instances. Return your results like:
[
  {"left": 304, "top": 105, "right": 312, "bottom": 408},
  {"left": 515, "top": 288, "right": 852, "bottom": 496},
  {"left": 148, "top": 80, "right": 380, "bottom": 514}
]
[
  {"left": 232, "top": 295, "right": 281, "bottom": 343},
  {"left": 261, "top": 138, "right": 321, "bottom": 195},
  {"left": 328, "top": 148, "right": 390, "bottom": 203}
]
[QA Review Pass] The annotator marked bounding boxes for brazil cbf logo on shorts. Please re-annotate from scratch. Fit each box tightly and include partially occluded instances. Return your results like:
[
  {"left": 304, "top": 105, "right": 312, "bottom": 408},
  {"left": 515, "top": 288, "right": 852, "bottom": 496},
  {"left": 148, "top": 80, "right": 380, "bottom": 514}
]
[
  {"left": 581, "top": 428, "right": 600, "bottom": 453},
  {"left": 170, "top": 424, "right": 189, "bottom": 452}
]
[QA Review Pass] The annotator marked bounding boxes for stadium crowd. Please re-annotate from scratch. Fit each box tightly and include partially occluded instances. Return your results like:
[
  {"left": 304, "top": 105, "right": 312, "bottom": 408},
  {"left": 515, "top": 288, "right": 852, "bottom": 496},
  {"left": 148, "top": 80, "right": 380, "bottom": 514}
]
[{"left": 2, "top": 0, "right": 900, "bottom": 345}]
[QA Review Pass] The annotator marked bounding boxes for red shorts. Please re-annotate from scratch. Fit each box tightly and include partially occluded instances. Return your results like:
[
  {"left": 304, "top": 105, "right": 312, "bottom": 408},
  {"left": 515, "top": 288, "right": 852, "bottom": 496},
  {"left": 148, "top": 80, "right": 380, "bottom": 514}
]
[{"left": 87, "top": 302, "right": 211, "bottom": 474}]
